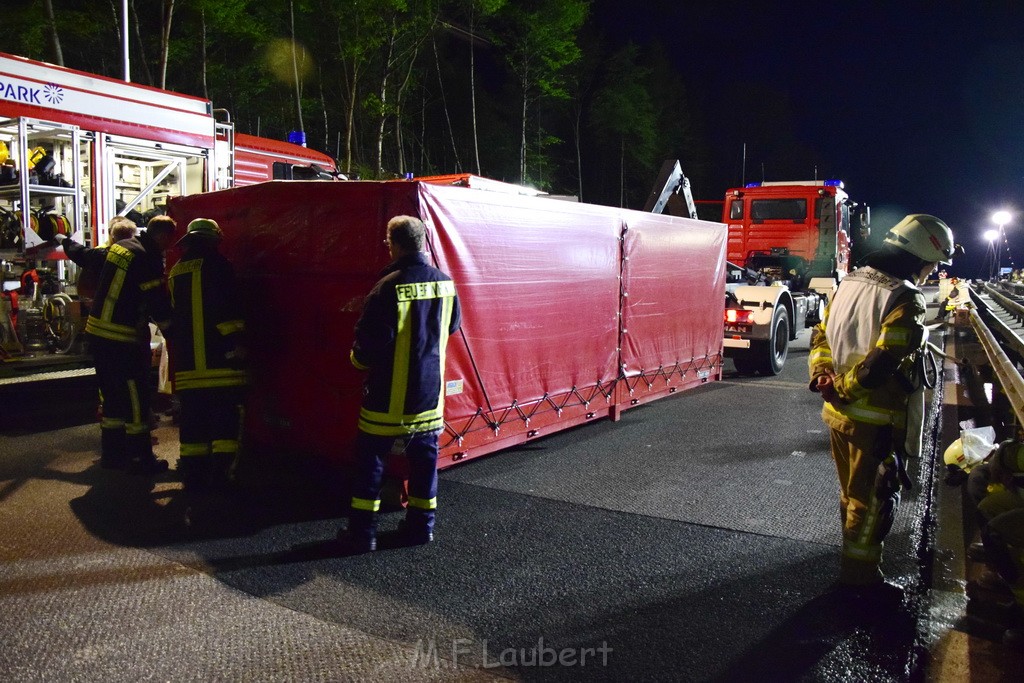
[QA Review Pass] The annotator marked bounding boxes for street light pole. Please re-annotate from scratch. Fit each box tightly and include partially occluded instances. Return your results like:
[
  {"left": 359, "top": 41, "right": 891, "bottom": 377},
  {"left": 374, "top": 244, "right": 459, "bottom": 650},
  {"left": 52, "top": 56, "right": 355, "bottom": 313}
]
[
  {"left": 992, "top": 210, "right": 1012, "bottom": 280},
  {"left": 984, "top": 228, "right": 1000, "bottom": 280}
]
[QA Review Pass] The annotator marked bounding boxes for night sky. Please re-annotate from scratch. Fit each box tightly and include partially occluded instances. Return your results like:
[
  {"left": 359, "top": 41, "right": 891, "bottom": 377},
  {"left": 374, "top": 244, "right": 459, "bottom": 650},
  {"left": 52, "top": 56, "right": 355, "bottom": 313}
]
[{"left": 594, "top": 0, "right": 1024, "bottom": 278}]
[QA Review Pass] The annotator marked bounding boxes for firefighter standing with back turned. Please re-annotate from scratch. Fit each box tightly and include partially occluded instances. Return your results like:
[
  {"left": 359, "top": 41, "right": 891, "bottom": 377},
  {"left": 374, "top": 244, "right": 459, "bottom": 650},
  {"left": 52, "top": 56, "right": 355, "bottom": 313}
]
[
  {"left": 85, "top": 215, "right": 175, "bottom": 473},
  {"left": 809, "top": 214, "right": 958, "bottom": 599},
  {"left": 336, "top": 215, "right": 461, "bottom": 553},
  {"left": 167, "top": 218, "right": 247, "bottom": 492}
]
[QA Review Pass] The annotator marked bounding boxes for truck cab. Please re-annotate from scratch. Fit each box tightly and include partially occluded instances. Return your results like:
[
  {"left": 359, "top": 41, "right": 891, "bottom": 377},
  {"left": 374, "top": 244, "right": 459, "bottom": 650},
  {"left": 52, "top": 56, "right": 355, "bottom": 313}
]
[{"left": 721, "top": 180, "right": 869, "bottom": 375}]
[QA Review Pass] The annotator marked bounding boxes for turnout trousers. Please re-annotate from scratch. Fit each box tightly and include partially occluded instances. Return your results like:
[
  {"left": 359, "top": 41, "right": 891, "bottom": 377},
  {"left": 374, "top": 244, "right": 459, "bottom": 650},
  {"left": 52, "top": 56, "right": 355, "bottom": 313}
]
[
  {"left": 90, "top": 336, "right": 152, "bottom": 466},
  {"left": 177, "top": 386, "right": 244, "bottom": 490},
  {"left": 349, "top": 429, "right": 439, "bottom": 541},
  {"left": 828, "top": 420, "right": 901, "bottom": 585}
]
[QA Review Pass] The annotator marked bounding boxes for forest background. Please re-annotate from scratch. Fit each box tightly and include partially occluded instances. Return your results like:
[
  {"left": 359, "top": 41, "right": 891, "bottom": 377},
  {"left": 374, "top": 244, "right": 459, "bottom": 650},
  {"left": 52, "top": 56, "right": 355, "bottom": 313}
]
[{"left": 5, "top": 0, "right": 719, "bottom": 213}]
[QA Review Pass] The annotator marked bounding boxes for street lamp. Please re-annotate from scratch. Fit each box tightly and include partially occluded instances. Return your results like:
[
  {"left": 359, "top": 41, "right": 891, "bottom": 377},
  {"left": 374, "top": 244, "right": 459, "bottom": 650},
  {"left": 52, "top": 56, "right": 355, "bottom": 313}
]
[
  {"left": 992, "top": 211, "right": 1012, "bottom": 280},
  {"left": 984, "top": 229, "right": 1000, "bottom": 280}
]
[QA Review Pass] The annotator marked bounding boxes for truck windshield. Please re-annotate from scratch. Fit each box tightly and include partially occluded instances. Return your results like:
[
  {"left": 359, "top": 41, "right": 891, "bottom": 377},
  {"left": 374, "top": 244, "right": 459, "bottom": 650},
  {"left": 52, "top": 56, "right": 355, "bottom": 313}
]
[{"left": 750, "top": 199, "right": 807, "bottom": 221}]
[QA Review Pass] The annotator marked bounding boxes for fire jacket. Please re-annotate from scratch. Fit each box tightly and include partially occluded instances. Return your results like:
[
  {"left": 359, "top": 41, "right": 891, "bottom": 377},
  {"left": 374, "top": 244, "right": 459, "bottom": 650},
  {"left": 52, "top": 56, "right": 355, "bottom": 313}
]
[
  {"left": 62, "top": 239, "right": 108, "bottom": 301},
  {"left": 168, "top": 245, "right": 246, "bottom": 391},
  {"left": 351, "top": 252, "right": 461, "bottom": 436},
  {"left": 85, "top": 232, "right": 171, "bottom": 344},
  {"left": 808, "top": 266, "right": 926, "bottom": 428}
]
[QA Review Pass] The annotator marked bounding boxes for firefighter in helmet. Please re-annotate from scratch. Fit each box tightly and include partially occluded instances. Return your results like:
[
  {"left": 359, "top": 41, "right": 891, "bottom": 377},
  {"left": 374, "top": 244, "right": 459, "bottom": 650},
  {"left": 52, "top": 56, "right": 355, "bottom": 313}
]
[
  {"left": 809, "top": 214, "right": 957, "bottom": 595},
  {"left": 167, "top": 218, "right": 247, "bottom": 492}
]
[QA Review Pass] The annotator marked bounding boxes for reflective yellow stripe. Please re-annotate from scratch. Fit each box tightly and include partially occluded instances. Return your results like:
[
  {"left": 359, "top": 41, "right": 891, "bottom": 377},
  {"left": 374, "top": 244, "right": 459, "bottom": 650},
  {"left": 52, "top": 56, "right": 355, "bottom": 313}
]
[
  {"left": 127, "top": 379, "right": 143, "bottom": 428},
  {"left": 217, "top": 320, "right": 245, "bottom": 335},
  {"left": 191, "top": 265, "right": 206, "bottom": 371},
  {"left": 359, "top": 405, "right": 443, "bottom": 426},
  {"left": 395, "top": 280, "right": 456, "bottom": 301},
  {"left": 174, "top": 368, "right": 246, "bottom": 390},
  {"left": 358, "top": 419, "right": 444, "bottom": 437},
  {"left": 180, "top": 443, "right": 211, "bottom": 457},
  {"left": 350, "top": 349, "right": 369, "bottom": 370},
  {"left": 842, "top": 539, "right": 882, "bottom": 562},
  {"left": 140, "top": 278, "right": 162, "bottom": 291},
  {"left": 101, "top": 418, "right": 125, "bottom": 429},
  {"left": 100, "top": 267, "right": 127, "bottom": 322},
  {"left": 809, "top": 349, "right": 832, "bottom": 364},
  {"left": 877, "top": 327, "right": 910, "bottom": 347},
  {"left": 390, "top": 300, "right": 412, "bottom": 416},
  {"left": 437, "top": 294, "right": 454, "bottom": 408},
  {"left": 824, "top": 400, "right": 900, "bottom": 426},
  {"left": 211, "top": 439, "right": 239, "bottom": 454},
  {"left": 352, "top": 497, "right": 381, "bottom": 512},
  {"left": 85, "top": 316, "right": 140, "bottom": 342},
  {"left": 408, "top": 496, "right": 437, "bottom": 510}
]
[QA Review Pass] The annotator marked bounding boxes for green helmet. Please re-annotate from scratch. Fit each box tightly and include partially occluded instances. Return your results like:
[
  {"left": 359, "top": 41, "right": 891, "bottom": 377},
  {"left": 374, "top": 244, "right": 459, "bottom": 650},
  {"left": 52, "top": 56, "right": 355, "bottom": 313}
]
[{"left": 177, "top": 218, "right": 222, "bottom": 246}]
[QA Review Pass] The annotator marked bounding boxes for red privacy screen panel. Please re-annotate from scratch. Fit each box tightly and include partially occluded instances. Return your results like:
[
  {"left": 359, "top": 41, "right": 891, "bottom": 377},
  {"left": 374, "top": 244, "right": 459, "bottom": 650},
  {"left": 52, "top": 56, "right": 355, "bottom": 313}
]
[
  {"left": 169, "top": 181, "right": 726, "bottom": 470},
  {"left": 618, "top": 212, "right": 727, "bottom": 380}
]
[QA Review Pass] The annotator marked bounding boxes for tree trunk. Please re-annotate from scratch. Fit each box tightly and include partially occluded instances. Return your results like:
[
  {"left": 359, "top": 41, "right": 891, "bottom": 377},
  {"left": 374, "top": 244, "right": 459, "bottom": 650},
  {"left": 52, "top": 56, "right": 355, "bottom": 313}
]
[
  {"left": 433, "top": 37, "right": 461, "bottom": 173},
  {"left": 520, "top": 82, "right": 528, "bottom": 182},
  {"left": 290, "top": 0, "right": 305, "bottom": 134},
  {"left": 319, "top": 66, "right": 329, "bottom": 154},
  {"left": 200, "top": 9, "right": 208, "bottom": 99},
  {"left": 470, "top": 5, "right": 481, "bottom": 175},
  {"left": 41, "top": 0, "right": 64, "bottom": 66},
  {"left": 129, "top": 0, "right": 153, "bottom": 86},
  {"left": 376, "top": 27, "right": 396, "bottom": 178},
  {"left": 158, "top": 0, "right": 175, "bottom": 89},
  {"left": 394, "top": 45, "right": 420, "bottom": 176}
]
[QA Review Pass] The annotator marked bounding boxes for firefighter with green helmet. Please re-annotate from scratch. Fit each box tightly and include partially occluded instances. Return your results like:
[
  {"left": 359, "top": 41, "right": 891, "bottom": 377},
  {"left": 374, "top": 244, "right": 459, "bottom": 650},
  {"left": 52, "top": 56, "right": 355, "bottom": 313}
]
[
  {"left": 168, "top": 218, "right": 247, "bottom": 491},
  {"left": 809, "top": 214, "right": 957, "bottom": 595}
]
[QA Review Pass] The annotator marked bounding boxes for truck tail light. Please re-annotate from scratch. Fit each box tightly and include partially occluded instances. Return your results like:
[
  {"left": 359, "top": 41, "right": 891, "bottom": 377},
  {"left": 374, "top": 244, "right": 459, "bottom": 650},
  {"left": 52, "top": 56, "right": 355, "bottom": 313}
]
[{"left": 725, "top": 309, "right": 754, "bottom": 325}]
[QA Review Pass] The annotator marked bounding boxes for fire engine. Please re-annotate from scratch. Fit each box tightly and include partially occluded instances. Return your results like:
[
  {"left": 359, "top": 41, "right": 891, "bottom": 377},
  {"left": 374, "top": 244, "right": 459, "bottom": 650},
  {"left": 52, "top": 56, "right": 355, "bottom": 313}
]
[
  {"left": 0, "top": 52, "right": 337, "bottom": 360},
  {"left": 647, "top": 161, "right": 870, "bottom": 375}
]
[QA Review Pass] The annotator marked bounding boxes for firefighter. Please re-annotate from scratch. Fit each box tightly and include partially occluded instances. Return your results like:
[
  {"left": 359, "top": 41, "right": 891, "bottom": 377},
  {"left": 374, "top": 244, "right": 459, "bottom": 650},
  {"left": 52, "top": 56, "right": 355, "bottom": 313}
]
[
  {"left": 85, "top": 215, "right": 175, "bottom": 473},
  {"left": 54, "top": 216, "right": 138, "bottom": 315},
  {"left": 336, "top": 215, "right": 461, "bottom": 553},
  {"left": 167, "top": 218, "right": 246, "bottom": 492},
  {"left": 809, "top": 214, "right": 957, "bottom": 595},
  {"left": 967, "top": 437, "right": 1024, "bottom": 647}
]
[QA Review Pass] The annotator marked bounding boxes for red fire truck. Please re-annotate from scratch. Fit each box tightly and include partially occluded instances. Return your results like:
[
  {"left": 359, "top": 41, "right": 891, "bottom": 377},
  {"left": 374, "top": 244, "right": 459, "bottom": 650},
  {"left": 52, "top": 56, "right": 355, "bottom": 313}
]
[
  {"left": 646, "top": 162, "right": 870, "bottom": 375},
  {"left": 721, "top": 179, "right": 870, "bottom": 375},
  {"left": 0, "top": 51, "right": 336, "bottom": 358}
]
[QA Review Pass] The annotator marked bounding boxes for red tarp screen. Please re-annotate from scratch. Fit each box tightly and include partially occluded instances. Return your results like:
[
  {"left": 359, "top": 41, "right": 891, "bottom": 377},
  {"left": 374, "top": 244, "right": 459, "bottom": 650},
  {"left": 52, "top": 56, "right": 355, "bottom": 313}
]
[{"left": 168, "top": 181, "right": 726, "bottom": 469}]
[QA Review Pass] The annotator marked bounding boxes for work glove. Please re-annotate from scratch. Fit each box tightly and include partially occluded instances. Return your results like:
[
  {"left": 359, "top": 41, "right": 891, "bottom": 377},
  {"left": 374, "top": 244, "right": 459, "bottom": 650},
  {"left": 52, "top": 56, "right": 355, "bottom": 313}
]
[{"left": 52, "top": 233, "right": 67, "bottom": 245}]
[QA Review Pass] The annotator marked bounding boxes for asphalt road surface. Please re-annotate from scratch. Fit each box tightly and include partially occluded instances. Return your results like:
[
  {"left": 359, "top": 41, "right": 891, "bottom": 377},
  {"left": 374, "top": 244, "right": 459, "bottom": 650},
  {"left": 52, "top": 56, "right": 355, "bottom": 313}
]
[{"left": 0, "top": 328, "right": 956, "bottom": 681}]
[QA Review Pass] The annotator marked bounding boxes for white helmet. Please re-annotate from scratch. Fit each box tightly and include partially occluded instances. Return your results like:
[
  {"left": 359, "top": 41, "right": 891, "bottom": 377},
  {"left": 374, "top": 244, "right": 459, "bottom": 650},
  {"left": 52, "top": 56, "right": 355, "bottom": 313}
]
[{"left": 883, "top": 214, "right": 955, "bottom": 264}]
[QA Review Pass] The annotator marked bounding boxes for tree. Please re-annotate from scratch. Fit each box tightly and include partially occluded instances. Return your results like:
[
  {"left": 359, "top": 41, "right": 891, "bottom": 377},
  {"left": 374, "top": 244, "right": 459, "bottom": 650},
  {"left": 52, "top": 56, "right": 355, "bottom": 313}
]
[
  {"left": 589, "top": 43, "right": 656, "bottom": 207},
  {"left": 495, "top": 0, "right": 588, "bottom": 184}
]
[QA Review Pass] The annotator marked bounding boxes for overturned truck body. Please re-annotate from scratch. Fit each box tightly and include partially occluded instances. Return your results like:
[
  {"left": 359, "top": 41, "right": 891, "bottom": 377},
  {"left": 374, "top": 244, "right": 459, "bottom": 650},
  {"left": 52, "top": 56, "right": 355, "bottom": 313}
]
[{"left": 168, "top": 180, "right": 727, "bottom": 469}]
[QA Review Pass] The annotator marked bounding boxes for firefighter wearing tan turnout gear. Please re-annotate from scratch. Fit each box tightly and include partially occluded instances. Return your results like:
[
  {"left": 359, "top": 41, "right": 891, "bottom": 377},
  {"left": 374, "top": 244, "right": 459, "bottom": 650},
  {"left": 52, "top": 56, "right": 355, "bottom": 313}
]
[{"left": 809, "top": 214, "right": 957, "bottom": 589}]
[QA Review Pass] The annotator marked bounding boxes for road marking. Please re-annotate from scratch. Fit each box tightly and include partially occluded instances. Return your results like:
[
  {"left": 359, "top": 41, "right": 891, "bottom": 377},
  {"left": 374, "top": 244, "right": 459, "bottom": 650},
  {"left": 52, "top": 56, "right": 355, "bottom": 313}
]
[{"left": 719, "top": 379, "right": 806, "bottom": 390}]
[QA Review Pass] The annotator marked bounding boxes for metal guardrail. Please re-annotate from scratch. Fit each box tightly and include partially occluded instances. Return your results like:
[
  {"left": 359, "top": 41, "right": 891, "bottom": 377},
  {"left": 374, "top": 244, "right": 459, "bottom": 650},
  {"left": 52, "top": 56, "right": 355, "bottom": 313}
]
[{"left": 969, "top": 284, "right": 1024, "bottom": 428}]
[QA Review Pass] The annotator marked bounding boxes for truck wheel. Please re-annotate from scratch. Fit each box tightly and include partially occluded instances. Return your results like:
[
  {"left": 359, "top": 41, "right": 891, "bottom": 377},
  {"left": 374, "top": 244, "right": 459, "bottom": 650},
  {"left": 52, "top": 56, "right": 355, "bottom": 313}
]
[{"left": 757, "top": 306, "right": 790, "bottom": 375}]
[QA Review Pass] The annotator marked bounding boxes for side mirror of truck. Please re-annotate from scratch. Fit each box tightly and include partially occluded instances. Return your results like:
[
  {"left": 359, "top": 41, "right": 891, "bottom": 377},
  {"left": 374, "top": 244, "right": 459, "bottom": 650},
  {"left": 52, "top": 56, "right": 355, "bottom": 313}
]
[{"left": 859, "top": 206, "right": 871, "bottom": 239}]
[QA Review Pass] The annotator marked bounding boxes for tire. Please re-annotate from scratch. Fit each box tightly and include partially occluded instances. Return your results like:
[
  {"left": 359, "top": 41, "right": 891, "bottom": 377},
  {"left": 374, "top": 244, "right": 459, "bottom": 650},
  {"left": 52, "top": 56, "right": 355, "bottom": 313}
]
[{"left": 756, "top": 306, "right": 790, "bottom": 375}]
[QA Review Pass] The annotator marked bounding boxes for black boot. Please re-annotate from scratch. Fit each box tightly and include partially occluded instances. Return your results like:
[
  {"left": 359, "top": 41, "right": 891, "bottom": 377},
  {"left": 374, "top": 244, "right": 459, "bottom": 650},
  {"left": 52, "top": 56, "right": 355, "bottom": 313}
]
[
  {"left": 126, "top": 431, "right": 168, "bottom": 475},
  {"left": 100, "top": 427, "right": 128, "bottom": 469},
  {"left": 209, "top": 452, "right": 237, "bottom": 492},
  {"left": 177, "top": 455, "right": 211, "bottom": 491}
]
